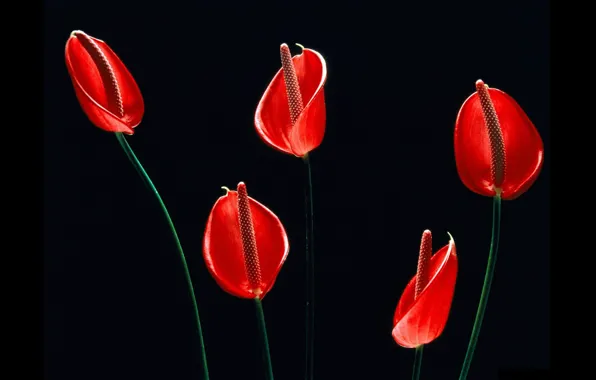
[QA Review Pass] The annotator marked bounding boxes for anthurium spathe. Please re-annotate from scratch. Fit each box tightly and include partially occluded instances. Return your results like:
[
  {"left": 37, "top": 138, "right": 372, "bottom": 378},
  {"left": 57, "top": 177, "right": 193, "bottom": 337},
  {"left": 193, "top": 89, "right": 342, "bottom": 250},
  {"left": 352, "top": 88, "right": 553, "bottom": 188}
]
[
  {"left": 255, "top": 43, "right": 327, "bottom": 157},
  {"left": 203, "top": 182, "right": 289, "bottom": 299},
  {"left": 65, "top": 30, "right": 144, "bottom": 134},
  {"left": 392, "top": 230, "right": 458, "bottom": 348},
  {"left": 454, "top": 80, "right": 544, "bottom": 200}
]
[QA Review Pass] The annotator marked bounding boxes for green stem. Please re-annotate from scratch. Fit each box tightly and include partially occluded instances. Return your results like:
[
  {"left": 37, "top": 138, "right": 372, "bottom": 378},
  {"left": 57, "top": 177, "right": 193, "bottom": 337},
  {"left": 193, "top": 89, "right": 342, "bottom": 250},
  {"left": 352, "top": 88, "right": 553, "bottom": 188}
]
[
  {"left": 458, "top": 194, "right": 502, "bottom": 380},
  {"left": 255, "top": 297, "right": 274, "bottom": 380},
  {"left": 114, "top": 132, "right": 210, "bottom": 380},
  {"left": 411, "top": 345, "right": 424, "bottom": 380},
  {"left": 303, "top": 154, "right": 315, "bottom": 380}
]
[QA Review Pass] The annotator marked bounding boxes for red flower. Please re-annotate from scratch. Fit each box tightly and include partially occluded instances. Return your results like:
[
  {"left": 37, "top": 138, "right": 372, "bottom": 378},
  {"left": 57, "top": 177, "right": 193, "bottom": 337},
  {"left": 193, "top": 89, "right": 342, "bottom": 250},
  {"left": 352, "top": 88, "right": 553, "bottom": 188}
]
[
  {"left": 65, "top": 30, "right": 144, "bottom": 135},
  {"left": 255, "top": 43, "right": 327, "bottom": 157},
  {"left": 454, "top": 80, "right": 544, "bottom": 200},
  {"left": 203, "top": 182, "right": 289, "bottom": 299},
  {"left": 392, "top": 230, "right": 458, "bottom": 348}
]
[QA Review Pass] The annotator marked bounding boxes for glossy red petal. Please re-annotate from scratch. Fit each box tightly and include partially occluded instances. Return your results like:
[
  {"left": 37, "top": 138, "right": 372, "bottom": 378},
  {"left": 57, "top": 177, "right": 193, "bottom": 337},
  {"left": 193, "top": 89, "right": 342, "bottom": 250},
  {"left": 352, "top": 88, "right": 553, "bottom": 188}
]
[
  {"left": 392, "top": 240, "right": 458, "bottom": 348},
  {"left": 65, "top": 32, "right": 144, "bottom": 134},
  {"left": 255, "top": 47, "right": 327, "bottom": 157},
  {"left": 454, "top": 87, "right": 544, "bottom": 200},
  {"left": 203, "top": 190, "right": 289, "bottom": 299}
]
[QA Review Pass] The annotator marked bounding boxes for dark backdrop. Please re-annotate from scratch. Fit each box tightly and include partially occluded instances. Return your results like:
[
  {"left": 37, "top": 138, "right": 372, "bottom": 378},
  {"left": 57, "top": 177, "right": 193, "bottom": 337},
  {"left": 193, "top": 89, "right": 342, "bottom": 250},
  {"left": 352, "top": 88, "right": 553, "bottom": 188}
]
[{"left": 44, "top": 1, "right": 550, "bottom": 379}]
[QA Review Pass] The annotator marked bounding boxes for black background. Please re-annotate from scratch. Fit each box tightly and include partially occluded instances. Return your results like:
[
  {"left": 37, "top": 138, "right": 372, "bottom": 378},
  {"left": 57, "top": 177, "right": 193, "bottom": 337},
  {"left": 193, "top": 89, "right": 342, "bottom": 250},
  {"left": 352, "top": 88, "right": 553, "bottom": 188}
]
[{"left": 44, "top": 1, "right": 550, "bottom": 379}]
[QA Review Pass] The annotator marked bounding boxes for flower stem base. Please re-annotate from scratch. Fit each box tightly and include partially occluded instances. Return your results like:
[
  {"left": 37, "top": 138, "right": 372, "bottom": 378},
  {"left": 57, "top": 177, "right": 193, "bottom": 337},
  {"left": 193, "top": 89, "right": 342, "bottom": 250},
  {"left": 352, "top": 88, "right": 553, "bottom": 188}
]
[
  {"left": 114, "top": 132, "right": 210, "bottom": 379},
  {"left": 458, "top": 194, "right": 502, "bottom": 379},
  {"left": 255, "top": 298, "right": 274, "bottom": 380}
]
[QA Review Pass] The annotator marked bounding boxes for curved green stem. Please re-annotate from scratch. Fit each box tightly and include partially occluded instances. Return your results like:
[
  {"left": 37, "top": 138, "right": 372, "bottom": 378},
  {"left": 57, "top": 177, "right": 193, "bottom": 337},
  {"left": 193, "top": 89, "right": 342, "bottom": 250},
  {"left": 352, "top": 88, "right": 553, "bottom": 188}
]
[
  {"left": 411, "top": 345, "right": 424, "bottom": 380},
  {"left": 115, "top": 133, "right": 210, "bottom": 380},
  {"left": 255, "top": 298, "right": 274, "bottom": 380},
  {"left": 458, "top": 194, "right": 502, "bottom": 380},
  {"left": 303, "top": 154, "right": 315, "bottom": 380}
]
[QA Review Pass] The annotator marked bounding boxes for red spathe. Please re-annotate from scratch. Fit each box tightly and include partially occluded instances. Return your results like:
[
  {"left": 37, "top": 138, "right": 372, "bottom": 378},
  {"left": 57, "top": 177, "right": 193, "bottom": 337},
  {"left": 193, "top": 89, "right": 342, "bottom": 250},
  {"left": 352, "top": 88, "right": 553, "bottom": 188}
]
[
  {"left": 65, "top": 31, "right": 144, "bottom": 134},
  {"left": 454, "top": 86, "right": 543, "bottom": 200},
  {"left": 392, "top": 239, "right": 458, "bottom": 348},
  {"left": 203, "top": 189, "right": 289, "bottom": 299},
  {"left": 255, "top": 47, "right": 327, "bottom": 157}
]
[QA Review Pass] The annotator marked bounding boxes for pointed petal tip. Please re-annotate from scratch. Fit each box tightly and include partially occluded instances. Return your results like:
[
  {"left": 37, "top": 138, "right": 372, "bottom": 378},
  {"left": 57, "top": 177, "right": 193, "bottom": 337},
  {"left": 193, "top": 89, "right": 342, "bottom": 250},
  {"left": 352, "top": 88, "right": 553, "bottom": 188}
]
[
  {"left": 221, "top": 186, "right": 230, "bottom": 194},
  {"left": 447, "top": 231, "right": 454, "bottom": 243},
  {"left": 296, "top": 43, "right": 305, "bottom": 51}
]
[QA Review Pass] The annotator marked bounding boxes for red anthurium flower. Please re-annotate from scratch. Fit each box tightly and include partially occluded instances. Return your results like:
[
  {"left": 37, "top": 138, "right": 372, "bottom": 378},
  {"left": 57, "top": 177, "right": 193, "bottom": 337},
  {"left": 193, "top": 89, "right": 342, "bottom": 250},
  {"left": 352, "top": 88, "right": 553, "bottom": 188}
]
[
  {"left": 65, "top": 30, "right": 144, "bottom": 135},
  {"left": 203, "top": 182, "right": 289, "bottom": 299},
  {"left": 454, "top": 79, "right": 544, "bottom": 200},
  {"left": 255, "top": 43, "right": 327, "bottom": 157},
  {"left": 392, "top": 230, "right": 458, "bottom": 348}
]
